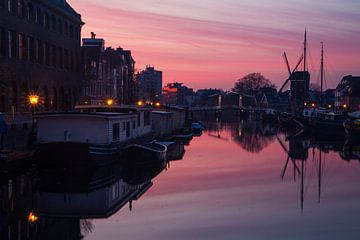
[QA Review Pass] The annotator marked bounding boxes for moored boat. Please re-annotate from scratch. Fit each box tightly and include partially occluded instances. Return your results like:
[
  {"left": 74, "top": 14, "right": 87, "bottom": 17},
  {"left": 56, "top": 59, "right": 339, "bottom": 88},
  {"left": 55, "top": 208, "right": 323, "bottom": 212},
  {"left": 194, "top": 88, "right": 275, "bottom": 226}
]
[
  {"left": 122, "top": 141, "right": 167, "bottom": 162},
  {"left": 35, "top": 110, "right": 153, "bottom": 166}
]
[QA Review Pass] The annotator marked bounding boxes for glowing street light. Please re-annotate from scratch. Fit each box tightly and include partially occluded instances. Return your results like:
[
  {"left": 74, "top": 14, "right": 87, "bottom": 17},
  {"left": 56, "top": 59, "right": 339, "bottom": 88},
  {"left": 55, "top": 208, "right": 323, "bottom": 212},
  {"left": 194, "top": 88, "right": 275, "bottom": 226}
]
[
  {"left": 343, "top": 104, "right": 348, "bottom": 109},
  {"left": 137, "top": 101, "right": 143, "bottom": 107},
  {"left": 29, "top": 94, "right": 39, "bottom": 106},
  {"left": 106, "top": 99, "right": 114, "bottom": 106},
  {"left": 155, "top": 102, "right": 161, "bottom": 107},
  {"left": 28, "top": 212, "right": 38, "bottom": 223},
  {"left": 311, "top": 103, "right": 316, "bottom": 108}
]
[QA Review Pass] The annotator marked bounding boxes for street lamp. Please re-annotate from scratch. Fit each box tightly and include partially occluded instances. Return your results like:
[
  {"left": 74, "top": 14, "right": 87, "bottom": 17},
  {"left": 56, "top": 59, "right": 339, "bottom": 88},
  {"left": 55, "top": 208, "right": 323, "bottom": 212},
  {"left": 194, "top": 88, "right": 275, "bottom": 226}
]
[
  {"left": 28, "top": 94, "right": 39, "bottom": 130},
  {"left": 28, "top": 212, "right": 38, "bottom": 223},
  {"left": 106, "top": 98, "right": 114, "bottom": 106},
  {"left": 28, "top": 94, "right": 39, "bottom": 149},
  {"left": 137, "top": 100, "right": 143, "bottom": 107}
]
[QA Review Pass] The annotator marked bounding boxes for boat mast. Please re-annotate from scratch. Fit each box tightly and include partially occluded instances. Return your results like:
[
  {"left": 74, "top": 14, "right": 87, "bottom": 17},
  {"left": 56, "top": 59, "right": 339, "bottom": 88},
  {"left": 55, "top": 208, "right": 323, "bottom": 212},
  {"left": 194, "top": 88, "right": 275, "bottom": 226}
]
[
  {"left": 304, "top": 29, "right": 307, "bottom": 73},
  {"left": 303, "top": 29, "right": 307, "bottom": 108},
  {"left": 320, "top": 42, "right": 324, "bottom": 106}
]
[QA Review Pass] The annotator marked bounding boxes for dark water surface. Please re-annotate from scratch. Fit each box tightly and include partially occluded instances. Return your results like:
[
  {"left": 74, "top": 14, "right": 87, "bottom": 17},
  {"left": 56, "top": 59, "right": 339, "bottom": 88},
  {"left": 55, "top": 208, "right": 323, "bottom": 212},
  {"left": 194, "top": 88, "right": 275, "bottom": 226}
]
[
  {"left": 87, "top": 122, "right": 360, "bottom": 240},
  {"left": 1, "top": 121, "right": 360, "bottom": 239}
]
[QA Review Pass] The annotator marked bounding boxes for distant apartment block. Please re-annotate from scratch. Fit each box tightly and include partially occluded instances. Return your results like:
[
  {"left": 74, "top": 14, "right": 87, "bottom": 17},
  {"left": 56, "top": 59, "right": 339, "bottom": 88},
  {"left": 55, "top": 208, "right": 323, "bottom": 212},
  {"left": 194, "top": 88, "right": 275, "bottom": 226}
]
[
  {"left": 0, "top": 0, "right": 83, "bottom": 113},
  {"left": 81, "top": 33, "right": 136, "bottom": 105},
  {"left": 163, "top": 82, "right": 194, "bottom": 106},
  {"left": 136, "top": 65, "right": 162, "bottom": 102}
]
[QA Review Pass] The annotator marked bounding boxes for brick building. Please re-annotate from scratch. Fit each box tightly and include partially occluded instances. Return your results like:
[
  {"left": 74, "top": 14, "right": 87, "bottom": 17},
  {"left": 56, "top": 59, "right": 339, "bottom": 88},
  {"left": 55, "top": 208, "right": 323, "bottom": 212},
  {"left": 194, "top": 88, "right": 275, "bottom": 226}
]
[
  {"left": 0, "top": 0, "right": 84, "bottom": 113},
  {"left": 81, "top": 34, "right": 136, "bottom": 105}
]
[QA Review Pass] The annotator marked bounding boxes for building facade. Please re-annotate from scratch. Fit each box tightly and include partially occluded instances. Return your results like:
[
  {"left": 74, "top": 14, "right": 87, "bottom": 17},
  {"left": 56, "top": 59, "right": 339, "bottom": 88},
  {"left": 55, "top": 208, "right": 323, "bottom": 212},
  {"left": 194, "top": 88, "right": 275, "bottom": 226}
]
[
  {"left": 136, "top": 65, "right": 162, "bottom": 103},
  {"left": 81, "top": 34, "right": 136, "bottom": 105},
  {"left": 0, "top": 0, "right": 83, "bottom": 113}
]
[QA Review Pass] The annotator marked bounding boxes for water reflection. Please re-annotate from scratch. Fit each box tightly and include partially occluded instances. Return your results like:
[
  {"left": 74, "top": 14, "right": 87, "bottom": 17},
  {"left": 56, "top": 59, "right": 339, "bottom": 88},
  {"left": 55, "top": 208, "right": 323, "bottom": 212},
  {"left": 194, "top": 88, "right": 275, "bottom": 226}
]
[
  {"left": 1, "top": 119, "right": 360, "bottom": 239},
  {"left": 0, "top": 144, "right": 175, "bottom": 239}
]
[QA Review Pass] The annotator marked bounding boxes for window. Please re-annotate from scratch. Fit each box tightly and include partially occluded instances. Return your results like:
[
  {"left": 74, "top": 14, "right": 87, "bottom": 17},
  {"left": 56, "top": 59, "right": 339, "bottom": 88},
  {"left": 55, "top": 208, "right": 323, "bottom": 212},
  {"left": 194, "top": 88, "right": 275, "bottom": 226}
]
[
  {"left": 144, "top": 111, "right": 150, "bottom": 126},
  {"left": 58, "top": 47, "right": 63, "bottom": 68},
  {"left": 43, "top": 12, "right": 49, "bottom": 28},
  {"left": 51, "top": 15, "right": 56, "bottom": 31},
  {"left": 132, "top": 121, "right": 135, "bottom": 129},
  {"left": 64, "top": 22, "right": 68, "bottom": 36},
  {"left": 138, "top": 113, "right": 141, "bottom": 126},
  {"left": 18, "top": 33, "right": 25, "bottom": 60},
  {"left": 7, "top": 30, "right": 16, "bottom": 58},
  {"left": 126, "top": 122, "right": 130, "bottom": 138},
  {"left": 27, "top": 36, "right": 34, "bottom": 62},
  {"left": 44, "top": 42, "right": 50, "bottom": 66},
  {"left": 51, "top": 45, "right": 56, "bottom": 67},
  {"left": 0, "top": 28, "right": 5, "bottom": 57},
  {"left": 26, "top": 3, "right": 33, "bottom": 21},
  {"left": 69, "top": 25, "right": 73, "bottom": 38},
  {"left": 36, "top": 39, "right": 42, "bottom": 63},
  {"left": 64, "top": 49, "right": 68, "bottom": 70},
  {"left": 17, "top": 0, "right": 24, "bottom": 17},
  {"left": 35, "top": 8, "right": 42, "bottom": 25},
  {"left": 112, "top": 123, "right": 120, "bottom": 141},
  {"left": 57, "top": 18, "right": 62, "bottom": 33},
  {"left": 7, "top": 0, "right": 15, "bottom": 13}
]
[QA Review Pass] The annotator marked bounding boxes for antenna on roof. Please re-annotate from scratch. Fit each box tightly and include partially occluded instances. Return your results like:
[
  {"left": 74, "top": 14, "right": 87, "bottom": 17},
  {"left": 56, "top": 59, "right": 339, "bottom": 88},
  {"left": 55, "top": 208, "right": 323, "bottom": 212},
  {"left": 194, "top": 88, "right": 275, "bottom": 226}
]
[{"left": 91, "top": 32, "right": 96, "bottom": 39}]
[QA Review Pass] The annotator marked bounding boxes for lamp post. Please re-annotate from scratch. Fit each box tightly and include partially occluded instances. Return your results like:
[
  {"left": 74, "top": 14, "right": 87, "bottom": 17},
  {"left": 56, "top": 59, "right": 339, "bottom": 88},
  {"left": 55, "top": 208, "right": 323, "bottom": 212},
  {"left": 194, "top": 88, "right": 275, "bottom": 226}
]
[
  {"left": 29, "top": 94, "right": 39, "bottom": 130},
  {"left": 28, "top": 94, "right": 39, "bottom": 148}
]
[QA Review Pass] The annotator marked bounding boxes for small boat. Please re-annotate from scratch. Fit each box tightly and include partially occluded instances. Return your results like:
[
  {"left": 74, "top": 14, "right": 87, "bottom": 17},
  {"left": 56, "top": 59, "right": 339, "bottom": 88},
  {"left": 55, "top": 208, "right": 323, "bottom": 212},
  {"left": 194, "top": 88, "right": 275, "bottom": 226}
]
[
  {"left": 191, "top": 122, "right": 203, "bottom": 134},
  {"left": 122, "top": 141, "right": 167, "bottom": 162},
  {"left": 344, "top": 111, "right": 360, "bottom": 137}
]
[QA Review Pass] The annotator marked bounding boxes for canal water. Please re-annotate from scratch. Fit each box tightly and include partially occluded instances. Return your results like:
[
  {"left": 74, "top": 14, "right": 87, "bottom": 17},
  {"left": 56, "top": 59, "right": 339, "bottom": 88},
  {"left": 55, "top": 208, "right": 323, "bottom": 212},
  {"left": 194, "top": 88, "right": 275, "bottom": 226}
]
[{"left": 1, "top": 120, "right": 360, "bottom": 239}]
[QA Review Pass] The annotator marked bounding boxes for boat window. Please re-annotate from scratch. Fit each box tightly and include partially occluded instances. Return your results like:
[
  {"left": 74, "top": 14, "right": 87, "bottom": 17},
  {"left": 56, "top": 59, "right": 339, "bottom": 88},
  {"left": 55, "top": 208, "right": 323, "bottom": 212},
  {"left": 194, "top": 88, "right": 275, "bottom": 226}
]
[
  {"left": 144, "top": 111, "right": 150, "bottom": 126},
  {"left": 113, "top": 123, "right": 120, "bottom": 141},
  {"left": 126, "top": 122, "right": 130, "bottom": 138}
]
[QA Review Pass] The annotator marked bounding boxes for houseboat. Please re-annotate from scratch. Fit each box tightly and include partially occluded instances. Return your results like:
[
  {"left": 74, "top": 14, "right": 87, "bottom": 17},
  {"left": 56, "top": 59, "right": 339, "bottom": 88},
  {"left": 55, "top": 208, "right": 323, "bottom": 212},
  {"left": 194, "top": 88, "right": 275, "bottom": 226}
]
[{"left": 35, "top": 106, "right": 153, "bottom": 166}]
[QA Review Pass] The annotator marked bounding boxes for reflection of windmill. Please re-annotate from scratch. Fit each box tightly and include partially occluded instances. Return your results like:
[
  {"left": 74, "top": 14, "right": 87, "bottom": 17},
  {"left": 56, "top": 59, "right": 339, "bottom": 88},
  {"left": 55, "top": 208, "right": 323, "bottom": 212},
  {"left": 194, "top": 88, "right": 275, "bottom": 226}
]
[
  {"left": 278, "top": 134, "right": 328, "bottom": 212},
  {"left": 277, "top": 135, "right": 301, "bottom": 181},
  {"left": 277, "top": 135, "right": 308, "bottom": 212}
]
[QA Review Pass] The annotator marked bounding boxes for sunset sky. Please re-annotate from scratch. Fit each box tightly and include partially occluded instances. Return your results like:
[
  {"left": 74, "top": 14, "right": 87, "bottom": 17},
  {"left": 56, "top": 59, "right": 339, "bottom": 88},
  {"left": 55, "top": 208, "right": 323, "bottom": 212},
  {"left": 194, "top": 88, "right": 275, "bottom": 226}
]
[{"left": 68, "top": 0, "right": 360, "bottom": 90}]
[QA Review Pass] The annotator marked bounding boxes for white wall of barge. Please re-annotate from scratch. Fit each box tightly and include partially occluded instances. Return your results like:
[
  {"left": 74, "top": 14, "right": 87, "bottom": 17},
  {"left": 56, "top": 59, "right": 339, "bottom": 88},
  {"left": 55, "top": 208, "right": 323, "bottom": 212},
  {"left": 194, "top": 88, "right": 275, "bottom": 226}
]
[{"left": 36, "top": 112, "right": 152, "bottom": 145}]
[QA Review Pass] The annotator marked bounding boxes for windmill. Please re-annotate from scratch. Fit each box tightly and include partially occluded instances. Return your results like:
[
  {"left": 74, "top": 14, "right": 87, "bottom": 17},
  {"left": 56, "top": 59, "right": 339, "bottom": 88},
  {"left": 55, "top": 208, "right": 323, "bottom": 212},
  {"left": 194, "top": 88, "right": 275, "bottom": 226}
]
[{"left": 277, "top": 52, "right": 304, "bottom": 95}]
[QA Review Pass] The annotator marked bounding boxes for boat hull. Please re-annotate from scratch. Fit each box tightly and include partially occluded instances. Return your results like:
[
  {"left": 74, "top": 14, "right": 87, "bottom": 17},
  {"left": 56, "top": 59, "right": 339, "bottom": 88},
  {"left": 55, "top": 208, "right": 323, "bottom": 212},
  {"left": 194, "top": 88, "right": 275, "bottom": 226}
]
[{"left": 34, "top": 142, "right": 122, "bottom": 166}]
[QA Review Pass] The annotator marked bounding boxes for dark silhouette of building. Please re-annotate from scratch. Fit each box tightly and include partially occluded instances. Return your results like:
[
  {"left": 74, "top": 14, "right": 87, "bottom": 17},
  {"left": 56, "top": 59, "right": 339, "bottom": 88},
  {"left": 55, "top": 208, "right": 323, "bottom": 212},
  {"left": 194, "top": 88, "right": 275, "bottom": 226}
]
[
  {"left": 136, "top": 65, "right": 162, "bottom": 103},
  {"left": 335, "top": 75, "right": 360, "bottom": 112},
  {"left": 290, "top": 71, "right": 310, "bottom": 112},
  {"left": 163, "top": 82, "right": 194, "bottom": 106},
  {"left": 0, "top": 0, "right": 84, "bottom": 113},
  {"left": 81, "top": 34, "right": 136, "bottom": 105}
]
